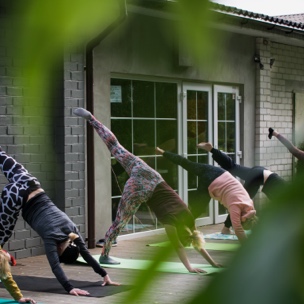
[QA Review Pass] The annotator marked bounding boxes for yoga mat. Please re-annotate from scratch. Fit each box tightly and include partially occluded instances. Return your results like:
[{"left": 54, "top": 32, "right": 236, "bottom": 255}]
[
  {"left": 0, "top": 299, "right": 19, "bottom": 303},
  {"left": 77, "top": 256, "right": 223, "bottom": 275},
  {"left": 0, "top": 276, "right": 133, "bottom": 297},
  {"left": 204, "top": 231, "right": 250, "bottom": 240},
  {"left": 147, "top": 241, "right": 239, "bottom": 251}
]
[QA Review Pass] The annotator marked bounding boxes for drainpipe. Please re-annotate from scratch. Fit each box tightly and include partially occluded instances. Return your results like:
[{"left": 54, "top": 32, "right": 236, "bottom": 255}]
[{"left": 85, "top": 0, "right": 127, "bottom": 249}]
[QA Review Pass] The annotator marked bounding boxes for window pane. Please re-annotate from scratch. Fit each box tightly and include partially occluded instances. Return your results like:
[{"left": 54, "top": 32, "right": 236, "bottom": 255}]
[
  {"left": 156, "top": 120, "right": 177, "bottom": 153},
  {"left": 218, "top": 93, "right": 226, "bottom": 120},
  {"left": 197, "top": 91, "right": 208, "bottom": 120},
  {"left": 187, "top": 90, "right": 196, "bottom": 119},
  {"left": 226, "top": 95, "right": 235, "bottom": 120},
  {"left": 156, "top": 82, "right": 177, "bottom": 118},
  {"left": 111, "top": 119, "right": 132, "bottom": 152},
  {"left": 157, "top": 155, "right": 178, "bottom": 190},
  {"left": 187, "top": 121, "right": 196, "bottom": 154},
  {"left": 133, "top": 81, "right": 154, "bottom": 118},
  {"left": 218, "top": 122, "right": 235, "bottom": 152},
  {"left": 133, "top": 120, "right": 155, "bottom": 156},
  {"left": 218, "top": 93, "right": 235, "bottom": 121},
  {"left": 197, "top": 121, "right": 208, "bottom": 144},
  {"left": 111, "top": 79, "right": 132, "bottom": 117}
]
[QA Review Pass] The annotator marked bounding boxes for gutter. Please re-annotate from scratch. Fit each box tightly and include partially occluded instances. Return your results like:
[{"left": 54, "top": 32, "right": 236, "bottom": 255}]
[{"left": 85, "top": 0, "right": 127, "bottom": 249}]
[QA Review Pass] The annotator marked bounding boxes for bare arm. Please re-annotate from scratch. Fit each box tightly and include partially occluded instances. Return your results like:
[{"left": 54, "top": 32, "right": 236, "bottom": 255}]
[
  {"left": 229, "top": 206, "right": 247, "bottom": 244},
  {"left": 164, "top": 224, "right": 206, "bottom": 273},
  {"left": 276, "top": 133, "right": 304, "bottom": 160},
  {"left": 194, "top": 247, "right": 222, "bottom": 268}
]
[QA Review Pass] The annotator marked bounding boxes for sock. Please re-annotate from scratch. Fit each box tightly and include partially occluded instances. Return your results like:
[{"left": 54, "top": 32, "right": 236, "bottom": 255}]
[
  {"left": 268, "top": 127, "right": 274, "bottom": 139},
  {"left": 73, "top": 108, "right": 92, "bottom": 120}
]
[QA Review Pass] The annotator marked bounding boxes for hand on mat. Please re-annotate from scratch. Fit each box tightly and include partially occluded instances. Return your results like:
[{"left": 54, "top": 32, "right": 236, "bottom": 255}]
[
  {"left": 69, "top": 288, "right": 90, "bottom": 296},
  {"left": 212, "top": 262, "right": 223, "bottom": 268},
  {"left": 188, "top": 267, "right": 207, "bottom": 274},
  {"left": 102, "top": 274, "right": 120, "bottom": 286},
  {"left": 18, "top": 297, "right": 36, "bottom": 304}
]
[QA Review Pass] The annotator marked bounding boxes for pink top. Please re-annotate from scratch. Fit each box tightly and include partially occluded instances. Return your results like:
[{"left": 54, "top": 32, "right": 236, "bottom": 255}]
[{"left": 208, "top": 171, "right": 255, "bottom": 242}]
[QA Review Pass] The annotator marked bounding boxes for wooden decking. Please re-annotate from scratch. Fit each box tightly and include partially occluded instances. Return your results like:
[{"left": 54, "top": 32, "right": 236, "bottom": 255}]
[{"left": 1, "top": 224, "right": 237, "bottom": 304}]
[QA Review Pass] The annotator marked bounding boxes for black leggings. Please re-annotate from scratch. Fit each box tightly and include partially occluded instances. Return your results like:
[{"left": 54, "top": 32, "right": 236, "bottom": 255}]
[
  {"left": 211, "top": 148, "right": 287, "bottom": 228},
  {"left": 211, "top": 148, "right": 265, "bottom": 198}
]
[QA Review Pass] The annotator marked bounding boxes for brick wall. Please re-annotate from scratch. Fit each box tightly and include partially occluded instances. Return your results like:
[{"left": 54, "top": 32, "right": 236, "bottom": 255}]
[
  {"left": 255, "top": 37, "right": 304, "bottom": 207},
  {"left": 255, "top": 38, "right": 304, "bottom": 177},
  {"left": 63, "top": 48, "right": 86, "bottom": 236},
  {"left": 0, "top": 4, "right": 87, "bottom": 258}
]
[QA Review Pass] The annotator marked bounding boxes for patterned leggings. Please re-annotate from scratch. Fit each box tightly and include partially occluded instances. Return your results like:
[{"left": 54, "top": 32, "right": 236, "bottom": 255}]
[
  {"left": 0, "top": 149, "right": 40, "bottom": 246},
  {"left": 89, "top": 117, "right": 164, "bottom": 256}
]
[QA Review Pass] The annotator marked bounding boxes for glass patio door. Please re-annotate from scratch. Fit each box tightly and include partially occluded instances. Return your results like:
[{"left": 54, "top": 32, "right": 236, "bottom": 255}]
[
  {"left": 182, "top": 83, "right": 240, "bottom": 226},
  {"left": 213, "top": 85, "right": 241, "bottom": 223},
  {"left": 182, "top": 83, "right": 213, "bottom": 226}
]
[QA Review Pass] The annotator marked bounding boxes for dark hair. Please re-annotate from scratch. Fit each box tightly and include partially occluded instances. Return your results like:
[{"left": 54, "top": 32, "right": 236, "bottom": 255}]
[{"left": 59, "top": 244, "right": 80, "bottom": 264}]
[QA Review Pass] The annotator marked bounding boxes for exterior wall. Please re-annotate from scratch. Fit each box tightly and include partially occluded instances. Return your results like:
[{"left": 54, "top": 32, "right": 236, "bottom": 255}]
[
  {"left": 255, "top": 39, "right": 304, "bottom": 177},
  {"left": 92, "top": 13, "right": 257, "bottom": 227},
  {"left": 64, "top": 48, "right": 87, "bottom": 239}
]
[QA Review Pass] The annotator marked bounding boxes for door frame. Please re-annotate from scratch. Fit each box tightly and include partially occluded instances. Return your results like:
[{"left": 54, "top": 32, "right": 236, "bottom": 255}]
[{"left": 213, "top": 85, "right": 241, "bottom": 224}]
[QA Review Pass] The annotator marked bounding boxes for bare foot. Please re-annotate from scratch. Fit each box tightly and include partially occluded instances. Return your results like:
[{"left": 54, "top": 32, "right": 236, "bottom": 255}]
[
  {"left": 197, "top": 142, "right": 213, "bottom": 152},
  {"left": 221, "top": 226, "right": 234, "bottom": 235},
  {"left": 155, "top": 147, "right": 164, "bottom": 155}
]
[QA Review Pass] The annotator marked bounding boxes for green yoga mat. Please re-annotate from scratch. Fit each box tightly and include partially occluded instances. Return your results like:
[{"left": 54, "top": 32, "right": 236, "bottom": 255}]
[
  {"left": 147, "top": 241, "right": 239, "bottom": 251},
  {"left": 77, "top": 256, "right": 223, "bottom": 275}
]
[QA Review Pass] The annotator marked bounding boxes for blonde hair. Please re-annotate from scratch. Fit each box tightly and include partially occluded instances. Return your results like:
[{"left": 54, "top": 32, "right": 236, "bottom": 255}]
[
  {"left": 0, "top": 251, "right": 11, "bottom": 279},
  {"left": 190, "top": 230, "right": 205, "bottom": 250},
  {"left": 242, "top": 215, "right": 258, "bottom": 230}
]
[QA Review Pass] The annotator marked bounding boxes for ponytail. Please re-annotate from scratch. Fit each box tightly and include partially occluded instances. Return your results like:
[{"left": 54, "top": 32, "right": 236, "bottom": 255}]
[
  {"left": 190, "top": 230, "right": 205, "bottom": 250},
  {"left": 0, "top": 251, "right": 11, "bottom": 279}
]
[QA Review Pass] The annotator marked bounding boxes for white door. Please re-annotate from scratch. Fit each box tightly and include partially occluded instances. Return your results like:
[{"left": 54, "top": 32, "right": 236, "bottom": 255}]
[
  {"left": 213, "top": 85, "right": 241, "bottom": 224},
  {"left": 181, "top": 83, "right": 213, "bottom": 226},
  {"left": 181, "top": 83, "right": 241, "bottom": 226}
]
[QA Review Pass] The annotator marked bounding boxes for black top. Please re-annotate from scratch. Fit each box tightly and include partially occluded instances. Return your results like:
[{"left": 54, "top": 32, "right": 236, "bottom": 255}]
[
  {"left": 22, "top": 192, "right": 107, "bottom": 293},
  {"left": 146, "top": 181, "right": 195, "bottom": 247}
]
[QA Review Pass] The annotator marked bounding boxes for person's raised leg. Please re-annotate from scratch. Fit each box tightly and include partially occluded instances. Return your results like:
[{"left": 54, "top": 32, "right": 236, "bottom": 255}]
[
  {"left": 0, "top": 149, "right": 39, "bottom": 186},
  {"left": 74, "top": 108, "right": 139, "bottom": 176},
  {"left": 0, "top": 149, "right": 40, "bottom": 246},
  {"left": 197, "top": 142, "right": 237, "bottom": 172}
]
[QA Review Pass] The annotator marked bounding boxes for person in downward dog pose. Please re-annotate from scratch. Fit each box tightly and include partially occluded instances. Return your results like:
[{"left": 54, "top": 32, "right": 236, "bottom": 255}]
[
  {"left": 155, "top": 147, "right": 258, "bottom": 244},
  {"left": 268, "top": 128, "right": 304, "bottom": 161},
  {"left": 74, "top": 107, "right": 222, "bottom": 273},
  {"left": 196, "top": 142, "right": 287, "bottom": 234},
  {"left": 0, "top": 147, "right": 119, "bottom": 297}
]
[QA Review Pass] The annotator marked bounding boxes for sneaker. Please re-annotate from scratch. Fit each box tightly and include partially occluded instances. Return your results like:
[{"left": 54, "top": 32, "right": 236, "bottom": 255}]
[
  {"left": 268, "top": 128, "right": 274, "bottom": 139},
  {"left": 99, "top": 255, "right": 120, "bottom": 265},
  {"left": 96, "top": 238, "right": 117, "bottom": 248}
]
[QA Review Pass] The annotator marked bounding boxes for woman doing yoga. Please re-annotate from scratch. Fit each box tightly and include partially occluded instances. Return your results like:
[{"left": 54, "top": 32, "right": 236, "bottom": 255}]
[
  {"left": 0, "top": 148, "right": 118, "bottom": 297},
  {"left": 155, "top": 147, "right": 258, "bottom": 243},
  {"left": 196, "top": 142, "right": 287, "bottom": 234},
  {"left": 74, "top": 108, "right": 222, "bottom": 273}
]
